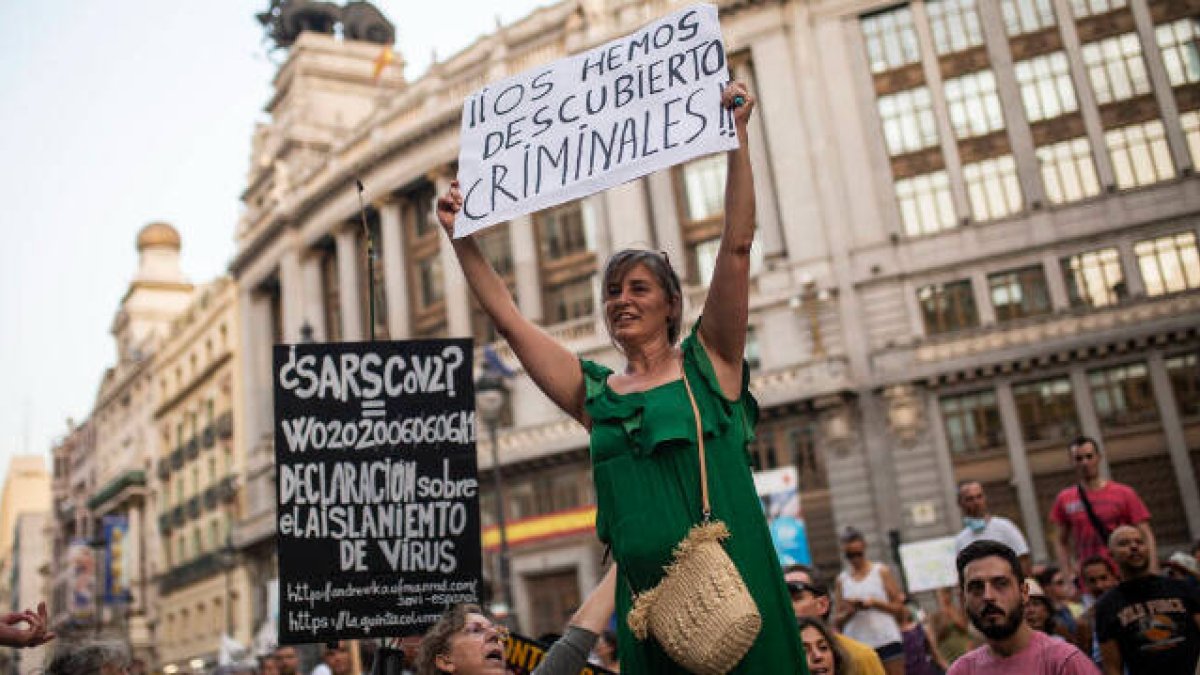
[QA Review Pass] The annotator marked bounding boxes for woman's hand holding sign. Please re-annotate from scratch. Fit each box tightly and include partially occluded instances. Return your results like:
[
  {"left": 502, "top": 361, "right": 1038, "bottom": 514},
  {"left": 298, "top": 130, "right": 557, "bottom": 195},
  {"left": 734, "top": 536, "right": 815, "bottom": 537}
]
[{"left": 722, "top": 80, "right": 755, "bottom": 139}]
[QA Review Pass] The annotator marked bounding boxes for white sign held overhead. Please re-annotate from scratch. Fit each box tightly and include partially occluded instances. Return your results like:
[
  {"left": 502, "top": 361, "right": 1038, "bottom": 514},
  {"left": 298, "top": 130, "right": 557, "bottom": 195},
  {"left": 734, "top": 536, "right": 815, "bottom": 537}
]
[
  {"left": 898, "top": 536, "right": 959, "bottom": 593},
  {"left": 453, "top": 3, "right": 738, "bottom": 237}
]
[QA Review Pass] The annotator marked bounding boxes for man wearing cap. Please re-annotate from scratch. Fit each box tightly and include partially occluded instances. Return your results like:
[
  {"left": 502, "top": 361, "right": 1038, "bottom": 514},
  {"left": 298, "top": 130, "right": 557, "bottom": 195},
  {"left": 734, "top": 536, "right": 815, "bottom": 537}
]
[
  {"left": 1094, "top": 525, "right": 1200, "bottom": 675},
  {"left": 784, "top": 563, "right": 885, "bottom": 675}
]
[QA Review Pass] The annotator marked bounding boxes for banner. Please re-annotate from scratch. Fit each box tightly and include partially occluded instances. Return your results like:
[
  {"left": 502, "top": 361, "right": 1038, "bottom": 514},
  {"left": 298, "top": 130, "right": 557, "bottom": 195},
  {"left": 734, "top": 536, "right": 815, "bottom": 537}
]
[
  {"left": 454, "top": 3, "right": 738, "bottom": 236},
  {"left": 273, "top": 340, "right": 480, "bottom": 643},
  {"left": 753, "top": 467, "right": 811, "bottom": 566},
  {"left": 102, "top": 515, "right": 132, "bottom": 604},
  {"left": 898, "top": 536, "right": 959, "bottom": 593},
  {"left": 504, "top": 632, "right": 616, "bottom": 675},
  {"left": 67, "top": 540, "right": 95, "bottom": 617}
]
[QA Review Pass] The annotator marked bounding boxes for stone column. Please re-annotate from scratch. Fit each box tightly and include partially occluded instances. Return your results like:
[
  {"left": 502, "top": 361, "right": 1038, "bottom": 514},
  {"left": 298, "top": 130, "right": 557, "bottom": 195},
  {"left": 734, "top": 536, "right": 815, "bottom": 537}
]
[
  {"left": 237, "top": 288, "right": 274, "bottom": 450},
  {"left": 431, "top": 172, "right": 472, "bottom": 337},
  {"left": 995, "top": 380, "right": 1049, "bottom": 561},
  {"left": 510, "top": 214, "right": 543, "bottom": 322},
  {"left": 1069, "top": 367, "right": 1110, "bottom": 478},
  {"left": 926, "top": 388, "right": 969, "bottom": 532},
  {"left": 300, "top": 253, "right": 326, "bottom": 342},
  {"left": 335, "top": 228, "right": 364, "bottom": 341},
  {"left": 749, "top": 27, "right": 829, "bottom": 262},
  {"left": 278, "top": 242, "right": 305, "bottom": 343},
  {"left": 1146, "top": 352, "right": 1200, "bottom": 537},
  {"left": 978, "top": 0, "right": 1047, "bottom": 208},
  {"left": 1118, "top": 240, "right": 1148, "bottom": 298},
  {"left": 604, "top": 179, "right": 653, "bottom": 248},
  {"left": 1043, "top": 253, "right": 1071, "bottom": 311},
  {"left": 732, "top": 58, "right": 784, "bottom": 260},
  {"left": 646, "top": 170, "right": 684, "bottom": 260},
  {"left": 379, "top": 198, "right": 412, "bottom": 339},
  {"left": 1130, "top": 0, "right": 1192, "bottom": 174},
  {"left": 1052, "top": 0, "right": 1118, "bottom": 190}
]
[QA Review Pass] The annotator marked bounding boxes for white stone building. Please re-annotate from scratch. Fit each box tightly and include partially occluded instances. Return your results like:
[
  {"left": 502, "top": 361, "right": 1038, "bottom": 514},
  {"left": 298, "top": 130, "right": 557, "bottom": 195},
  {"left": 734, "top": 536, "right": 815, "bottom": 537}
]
[{"left": 231, "top": 0, "right": 1200, "bottom": 635}]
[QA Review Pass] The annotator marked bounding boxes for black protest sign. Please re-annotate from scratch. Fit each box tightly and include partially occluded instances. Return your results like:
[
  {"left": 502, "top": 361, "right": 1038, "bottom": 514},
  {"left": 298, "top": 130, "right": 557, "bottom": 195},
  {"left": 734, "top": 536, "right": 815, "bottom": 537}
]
[
  {"left": 274, "top": 340, "right": 480, "bottom": 643},
  {"left": 504, "top": 632, "right": 617, "bottom": 675},
  {"left": 454, "top": 2, "right": 737, "bottom": 237}
]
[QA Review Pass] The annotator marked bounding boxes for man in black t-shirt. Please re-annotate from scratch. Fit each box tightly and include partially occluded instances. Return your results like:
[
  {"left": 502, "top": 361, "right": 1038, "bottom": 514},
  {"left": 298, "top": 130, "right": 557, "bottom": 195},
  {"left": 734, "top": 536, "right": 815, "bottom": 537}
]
[{"left": 1094, "top": 525, "right": 1200, "bottom": 675}]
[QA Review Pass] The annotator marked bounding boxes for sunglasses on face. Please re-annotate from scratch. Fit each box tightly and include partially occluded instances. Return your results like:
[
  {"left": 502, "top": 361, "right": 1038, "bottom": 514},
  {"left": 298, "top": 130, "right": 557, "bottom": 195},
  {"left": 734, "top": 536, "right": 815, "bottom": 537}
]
[
  {"left": 786, "top": 581, "right": 819, "bottom": 598},
  {"left": 844, "top": 550, "right": 865, "bottom": 560}
]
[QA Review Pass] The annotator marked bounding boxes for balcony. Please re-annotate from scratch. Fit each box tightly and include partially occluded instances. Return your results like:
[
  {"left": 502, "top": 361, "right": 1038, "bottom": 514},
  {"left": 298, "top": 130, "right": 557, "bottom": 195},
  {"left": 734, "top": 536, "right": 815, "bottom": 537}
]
[
  {"left": 202, "top": 425, "right": 216, "bottom": 449},
  {"left": 218, "top": 476, "right": 238, "bottom": 502},
  {"left": 158, "top": 513, "right": 172, "bottom": 534},
  {"left": 156, "top": 459, "right": 170, "bottom": 481},
  {"left": 86, "top": 470, "right": 146, "bottom": 511},
  {"left": 171, "top": 505, "right": 185, "bottom": 527},
  {"left": 186, "top": 496, "right": 201, "bottom": 520},
  {"left": 216, "top": 412, "right": 234, "bottom": 439},
  {"left": 203, "top": 486, "right": 218, "bottom": 511},
  {"left": 170, "top": 447, "right": 184, "bottom": 470},
  {"left": 185, "top": 437, "right": 200, "bottom": 461},
  {"left": 159, "top": 552, "right": 227, "bottom": 594}
]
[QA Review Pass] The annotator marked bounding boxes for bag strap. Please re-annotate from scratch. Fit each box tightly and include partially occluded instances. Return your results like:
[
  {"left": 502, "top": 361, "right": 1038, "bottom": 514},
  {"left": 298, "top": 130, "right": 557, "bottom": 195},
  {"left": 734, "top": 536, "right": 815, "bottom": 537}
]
[
  {"left": 1076, "top": 484, "right": 1111, "bottom": 544},
  {"left": 680, "top": 367, "right": 712, "bottom": 522}
]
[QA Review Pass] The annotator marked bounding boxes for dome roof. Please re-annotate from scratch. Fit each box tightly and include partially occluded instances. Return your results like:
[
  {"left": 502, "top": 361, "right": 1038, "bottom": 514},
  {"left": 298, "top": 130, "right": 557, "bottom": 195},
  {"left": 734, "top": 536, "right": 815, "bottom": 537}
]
[{"left": 136, "top": 222, "right": 181, "bottom": 251}]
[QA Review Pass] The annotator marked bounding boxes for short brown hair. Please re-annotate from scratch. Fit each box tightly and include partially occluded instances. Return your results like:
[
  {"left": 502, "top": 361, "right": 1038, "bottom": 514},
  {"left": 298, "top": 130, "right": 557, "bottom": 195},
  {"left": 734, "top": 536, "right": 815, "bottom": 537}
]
[
  {"left": 602, "top": 249, "right": 684, "bottom": 346},
  {"left": 416, "top": 604, "right": 483, "bottom": 675}
]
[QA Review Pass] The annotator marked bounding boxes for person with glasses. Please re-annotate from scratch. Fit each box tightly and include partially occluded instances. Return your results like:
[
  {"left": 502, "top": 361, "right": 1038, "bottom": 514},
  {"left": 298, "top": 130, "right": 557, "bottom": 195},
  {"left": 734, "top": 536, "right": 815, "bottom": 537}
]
[
  {"left": 834, "top": 528, "right": 907, "bottom": 675},
  {"left": 785, "top": 563, "right": 885, "bottom": 675},
  {"left": 416, "top": 605, "right": 509, "bottom": 675}
]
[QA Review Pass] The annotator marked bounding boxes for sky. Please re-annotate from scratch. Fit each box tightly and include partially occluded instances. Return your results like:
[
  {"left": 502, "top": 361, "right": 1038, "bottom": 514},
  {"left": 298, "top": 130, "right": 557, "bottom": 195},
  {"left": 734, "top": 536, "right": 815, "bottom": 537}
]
[{"left": 0, "top": 0, "right": 548, "bottom": 484}]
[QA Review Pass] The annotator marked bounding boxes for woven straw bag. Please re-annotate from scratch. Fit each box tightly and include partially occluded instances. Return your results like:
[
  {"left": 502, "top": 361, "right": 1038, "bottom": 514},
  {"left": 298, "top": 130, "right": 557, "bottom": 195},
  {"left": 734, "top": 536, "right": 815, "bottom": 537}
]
[{"left": 624, "top": 370, "right": 761, "bottom": 675}]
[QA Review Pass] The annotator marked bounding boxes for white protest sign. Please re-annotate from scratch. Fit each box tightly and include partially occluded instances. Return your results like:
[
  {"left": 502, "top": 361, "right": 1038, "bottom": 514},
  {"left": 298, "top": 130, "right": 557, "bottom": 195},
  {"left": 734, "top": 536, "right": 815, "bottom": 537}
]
[
  {"left": 898, "top": 536, "right": 959, "bottom": 593},
  {"left": 454, "top": 3, "right": 738, "bottom": 237}
]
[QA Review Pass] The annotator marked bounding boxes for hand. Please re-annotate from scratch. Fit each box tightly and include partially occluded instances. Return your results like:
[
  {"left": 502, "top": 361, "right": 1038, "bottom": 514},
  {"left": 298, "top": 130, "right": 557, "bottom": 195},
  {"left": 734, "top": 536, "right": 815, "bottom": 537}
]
[
  {"left": 0, "top": 602, "right": 55, "bottom": 648},
  {"left": 435, "top": 180, "right": 464, "bottom": 237},
  {"left": 721, "top": 81, "right": 756, "bottom": 129}
]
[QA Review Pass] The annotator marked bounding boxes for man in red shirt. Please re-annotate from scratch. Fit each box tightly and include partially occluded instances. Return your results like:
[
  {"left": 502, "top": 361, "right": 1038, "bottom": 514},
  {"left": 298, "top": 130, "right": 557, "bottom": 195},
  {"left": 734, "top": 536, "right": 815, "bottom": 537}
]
[{"left": 1051, "top": 436, "right": 1156, "bottom": 585}]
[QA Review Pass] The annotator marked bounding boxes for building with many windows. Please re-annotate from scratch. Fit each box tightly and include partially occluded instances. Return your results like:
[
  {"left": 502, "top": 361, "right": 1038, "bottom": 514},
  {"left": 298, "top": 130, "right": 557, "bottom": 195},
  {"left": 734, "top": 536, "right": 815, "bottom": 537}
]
[
  {"left": 231, "top": 0, "right": 1200, "bottom": 634},
  {"left": 151, "top": 276, "right": 251, "bottom": 672},
  {"left": 48, "top": 418, "right": 97, "bottom": 638}
]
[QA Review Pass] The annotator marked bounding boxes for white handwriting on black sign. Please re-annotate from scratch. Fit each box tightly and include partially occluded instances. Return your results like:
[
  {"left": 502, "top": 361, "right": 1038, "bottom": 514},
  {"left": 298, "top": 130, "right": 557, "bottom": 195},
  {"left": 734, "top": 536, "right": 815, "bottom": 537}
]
[{"left": 277, "top": 346, "right": 466, "bottom": 402}]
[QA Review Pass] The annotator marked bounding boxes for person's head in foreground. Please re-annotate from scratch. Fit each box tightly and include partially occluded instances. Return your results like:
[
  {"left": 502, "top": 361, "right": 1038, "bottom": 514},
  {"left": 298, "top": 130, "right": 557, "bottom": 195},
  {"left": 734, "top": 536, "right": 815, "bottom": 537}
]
[
  {"left": 416, "top": 604, "right": 507, "bottom": 675},
  {"left": 601, "top": 248, "right": 684, "bottom": 352},
  {"left": 797, "top": 616, "right": 846, "bottom": 675},
  {"left": 45, "top": 639, "right": 132, "bottom": 675},
  {"left": 957, "top": 540, "right": 1028, "bottom": 642}
]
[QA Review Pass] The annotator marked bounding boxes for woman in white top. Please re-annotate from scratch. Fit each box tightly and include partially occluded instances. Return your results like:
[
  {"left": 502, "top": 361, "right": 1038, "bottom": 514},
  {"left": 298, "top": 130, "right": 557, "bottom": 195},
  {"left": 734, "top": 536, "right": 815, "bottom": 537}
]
[{"left": 834, "top": 528, "right": 907, "bottom": 675}]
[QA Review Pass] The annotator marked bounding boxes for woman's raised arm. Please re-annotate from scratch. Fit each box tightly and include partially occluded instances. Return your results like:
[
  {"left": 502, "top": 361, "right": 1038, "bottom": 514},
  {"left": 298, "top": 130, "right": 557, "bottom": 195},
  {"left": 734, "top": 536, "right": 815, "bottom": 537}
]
[
  {"left": 437, "top": 183, "right": 587, "bottom": 425},
  {"left": 698, "top": 82, "right": 757, "bottom": 399}
]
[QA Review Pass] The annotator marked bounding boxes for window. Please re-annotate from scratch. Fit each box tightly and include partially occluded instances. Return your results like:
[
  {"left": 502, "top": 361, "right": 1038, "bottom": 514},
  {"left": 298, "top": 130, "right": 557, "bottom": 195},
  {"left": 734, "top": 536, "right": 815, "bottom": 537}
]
[
  {"left": 357, "top": 219, "right": 389, "bottom": 339},
  {"left": 1156, "top": 18, "right": 1200, "bottom": 88},
  {"left": 1166, "top": 352, "right": 1200, "bottom": 417},
  {"left": 1014, "top": 52, "right": 1078, "bottom": 122},
  {"left": 1013, "top": 376, "right": 1080, "bottom": 443},
  {"left": 896, "top": 171, "right": 957, "bottom": 236},
  {"left": 1081, "top": 34, "right": 1151, "bottom": 105},
  {"left": 1106, "top": 120, "right": 1174, "bottom": 189},
  {"left": 1062, "top": 247, "right": 1126, "bottom": 307},
  {"left": 926, "top": 0, "right": 985, "bottom": 56},
  {"left": 989, "top": 265, "right": 1052, "bottom": 321},
  {"left": 1038, "top": 137, "right": 1101, "bottom": 204},
  {"left": 940, "top": 390, "right": 1005, "bottom": 454},
  {"left": 860, "top": 5, "right": 922, "bottom": 74},
  {"left": 1070, "top": 0, "right": 1127, "bottom": 19},
  {"left": 539, "top": 201, "right": 593, "bottom": 261},
  {"left": 1135, "top": 230, "right": 1200, "bottom": 296},
  {"left": 417, "top": 257, "right": 444, "bottom": 307},
  {"left": 964, "top": 156, "right": 1023, "bottom": 221},
  {"left": 543, "top": 277, "right": 595, "bottom": 325},
  {"left": 319, "top": 246, "right": 342, "bottom": 342},
  {"left": 1089, "top": 362, "right": 1158, "bottom": 427},
  {"left": 944, "top": 70, "right": 1006, "bottom": 139},
  {"left": 472, "top": 224, "right": 515, "bottom": 344},
  {"left": 878, "top": 87, "right": 941, "bottom": 155},
  {"left": 1002, "top": 0, "right": 1056, "bottom": 36},
  {"left": 678, "top": 155, "right": 726, "bottom": 224},
  {"left": 1183, "top": 110, "right": 1200, "bottom": 166},
  {"left": 403, "top": 184, "right": 446, "bottom": 337},
  {"left": 919, "top": 279, "right": 979, "bottom": 334}
]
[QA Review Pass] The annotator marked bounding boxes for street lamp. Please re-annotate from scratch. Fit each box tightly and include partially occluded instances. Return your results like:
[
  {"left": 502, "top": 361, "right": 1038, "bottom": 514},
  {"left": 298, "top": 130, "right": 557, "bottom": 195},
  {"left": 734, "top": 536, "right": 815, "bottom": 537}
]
[{"left": 475, "top": 366, "right": 514, "bottom": 628}]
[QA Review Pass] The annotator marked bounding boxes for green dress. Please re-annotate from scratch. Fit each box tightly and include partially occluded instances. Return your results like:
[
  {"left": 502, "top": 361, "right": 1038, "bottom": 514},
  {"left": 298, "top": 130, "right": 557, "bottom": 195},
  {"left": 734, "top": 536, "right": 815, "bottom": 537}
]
[{"left": 581, "top": 321, "right": 808, "bottom": 674}]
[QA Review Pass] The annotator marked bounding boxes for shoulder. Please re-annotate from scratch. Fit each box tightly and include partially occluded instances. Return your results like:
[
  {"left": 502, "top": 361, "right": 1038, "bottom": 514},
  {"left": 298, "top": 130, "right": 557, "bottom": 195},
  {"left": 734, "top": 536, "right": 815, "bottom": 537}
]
[
  {"left": 837, "top": 635, "right": 885, "bottom": 668},
  {"left": 946, "top": 647, "right": 985, "bottom": 675}
]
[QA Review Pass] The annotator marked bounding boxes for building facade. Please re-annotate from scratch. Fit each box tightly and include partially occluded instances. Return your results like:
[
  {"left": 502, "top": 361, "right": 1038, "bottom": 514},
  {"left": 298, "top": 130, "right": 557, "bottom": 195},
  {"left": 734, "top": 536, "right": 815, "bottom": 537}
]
[
  {"left": 49, "top": 418, "right": 98, "bottom": 638},
  {"left": 231, "top": 0, "right": 1200, "bottom": 635},
  {"left": 151, "top": 276, "right": 252, "bottom": 672}
]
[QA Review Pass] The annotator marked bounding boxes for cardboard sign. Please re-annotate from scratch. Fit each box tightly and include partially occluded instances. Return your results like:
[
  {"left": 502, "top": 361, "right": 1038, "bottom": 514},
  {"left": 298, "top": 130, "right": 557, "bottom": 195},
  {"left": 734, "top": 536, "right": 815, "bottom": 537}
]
[
  {"left": 898, "top": 536, "right": 959, "bottom": 593},
  {"left": 273, "top": 340, "right": 481, "bottom": 643},
  {"left": 504, "top": 632, "right": 617, "bottom": 675},
  {"left": 454, "top": 3, "right": 738, "bottom": 236}
]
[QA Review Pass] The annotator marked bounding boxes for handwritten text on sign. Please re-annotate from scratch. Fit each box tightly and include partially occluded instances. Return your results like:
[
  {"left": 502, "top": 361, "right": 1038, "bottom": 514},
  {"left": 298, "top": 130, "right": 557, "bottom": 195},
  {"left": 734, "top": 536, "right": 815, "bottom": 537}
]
[
  {"left": 274, "top": 340, "right": 480, "bottom": 643},
  {"left": 454, "top": 3, "right": 738, "bottom": 237}
]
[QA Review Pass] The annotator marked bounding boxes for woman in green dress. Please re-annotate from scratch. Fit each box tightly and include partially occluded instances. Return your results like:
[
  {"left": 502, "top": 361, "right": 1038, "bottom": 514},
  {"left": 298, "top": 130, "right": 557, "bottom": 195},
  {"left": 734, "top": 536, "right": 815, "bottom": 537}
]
[{"left": 436, "top": 82, "right": 806, "bottom": 674}]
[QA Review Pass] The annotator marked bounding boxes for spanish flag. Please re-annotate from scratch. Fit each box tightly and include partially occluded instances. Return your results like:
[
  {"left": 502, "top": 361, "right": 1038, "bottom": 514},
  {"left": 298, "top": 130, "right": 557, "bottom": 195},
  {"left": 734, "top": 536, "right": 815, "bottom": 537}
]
[{"left": 372, "top": 46, "right": 395, "bottom": 83}]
